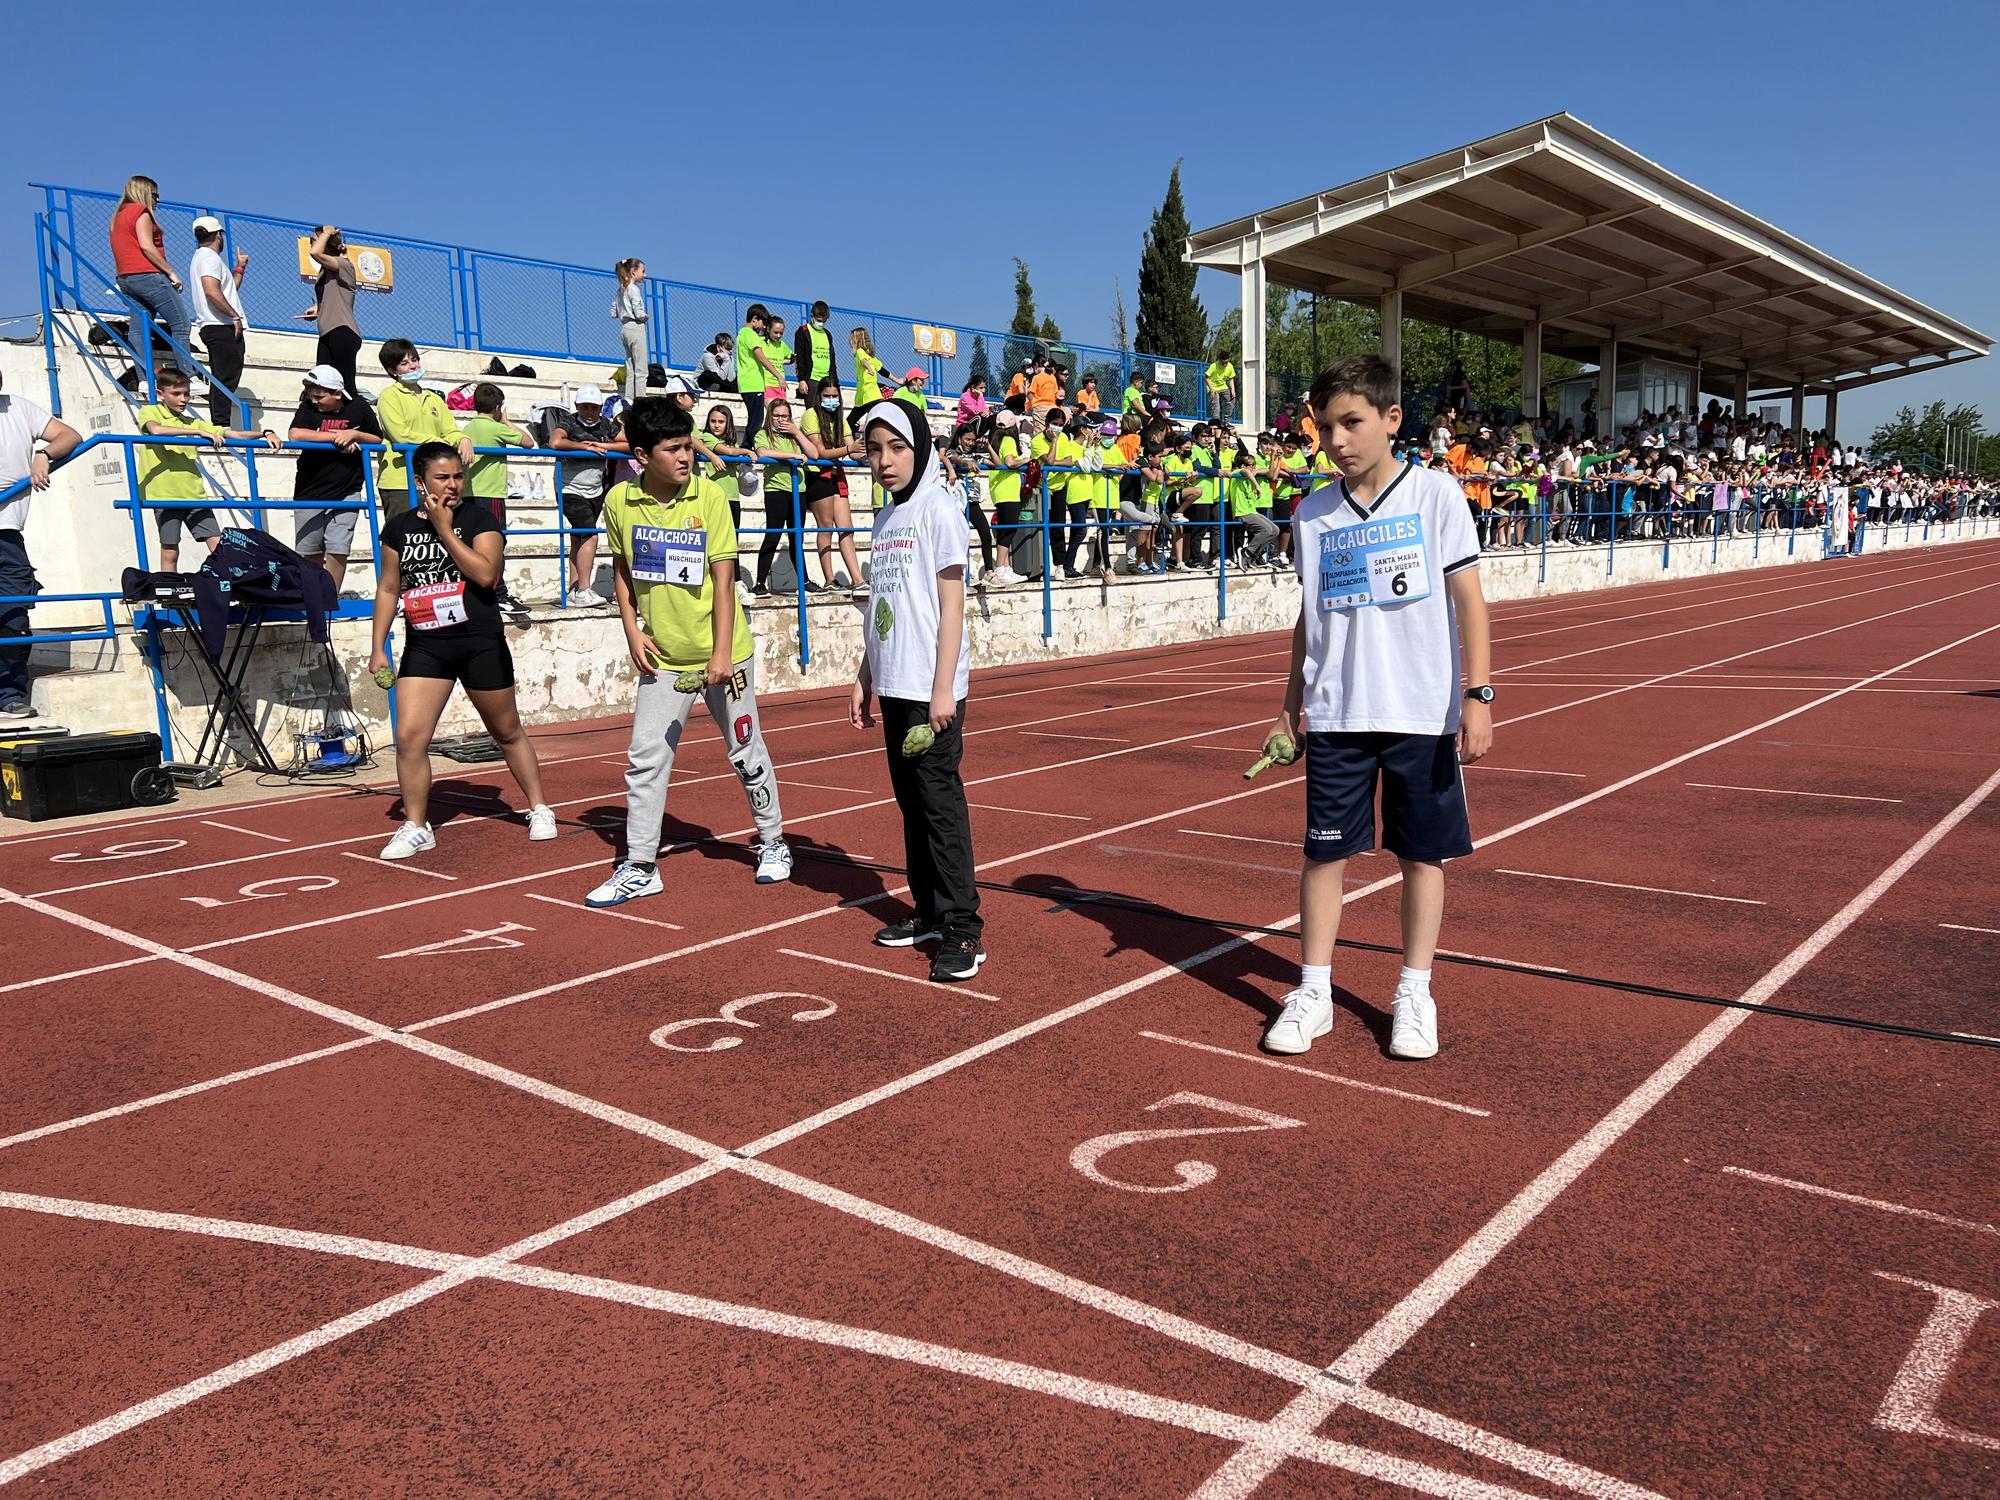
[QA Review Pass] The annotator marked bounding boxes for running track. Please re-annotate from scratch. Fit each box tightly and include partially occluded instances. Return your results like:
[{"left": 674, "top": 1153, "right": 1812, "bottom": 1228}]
[{"left": 3, "top": 539, "right": 1998, "bottom": 1495}]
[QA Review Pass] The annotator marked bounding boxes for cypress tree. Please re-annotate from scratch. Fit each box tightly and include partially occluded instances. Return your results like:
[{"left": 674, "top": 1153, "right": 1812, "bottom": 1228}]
[{"left": 1136, "top": 162, "right": 1208, "bottom": 360}]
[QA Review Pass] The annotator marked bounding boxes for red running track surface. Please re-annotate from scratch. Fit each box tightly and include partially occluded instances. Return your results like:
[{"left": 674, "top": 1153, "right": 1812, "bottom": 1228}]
[{"left": 3, "top": 540, "right": 1998, "bottom": 1496}]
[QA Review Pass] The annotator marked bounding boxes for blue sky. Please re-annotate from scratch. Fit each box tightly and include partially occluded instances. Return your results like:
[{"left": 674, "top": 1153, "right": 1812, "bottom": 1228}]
[{"left": 5, "top": 0, "right": 1991, "bottom": 438}]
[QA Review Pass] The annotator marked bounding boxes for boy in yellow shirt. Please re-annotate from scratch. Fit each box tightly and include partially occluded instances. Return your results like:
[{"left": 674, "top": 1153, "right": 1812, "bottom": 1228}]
[
  {"left": 375, "top": 338, "right": 471, "bottom": 520},
  {"left": 136, "top": 368, "right": 278, "bottom": 570},
  {"left": 584, "top": 399, "right": 791, "bottom": 906}
]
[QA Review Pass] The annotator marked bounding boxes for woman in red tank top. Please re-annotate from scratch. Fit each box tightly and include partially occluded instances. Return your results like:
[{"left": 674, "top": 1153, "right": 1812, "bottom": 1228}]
[{"left": 109, "top": 174, "right": 195, "bottom": 376}]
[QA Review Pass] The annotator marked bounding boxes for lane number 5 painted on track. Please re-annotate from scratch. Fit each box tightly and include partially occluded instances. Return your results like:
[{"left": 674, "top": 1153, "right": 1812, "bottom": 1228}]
[{"left": 1070, "top": 1092, "right": 1304, "bottom": 1194}]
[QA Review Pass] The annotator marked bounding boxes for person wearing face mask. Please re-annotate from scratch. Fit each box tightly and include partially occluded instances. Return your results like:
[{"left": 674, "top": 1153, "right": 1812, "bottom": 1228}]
[
  {"left": 370, "top": 442, "right": 557, "bottom": 862},
  {"left": 793, "top": 301, "right": 843, "bottom": 403},
  {"left": 849, "top": 399, "right": 984, "bottom": 984},
  {"left": 374, "top": 339, "right": 471, "bottom": 521},
  {"left": 799, "top": 376, "right": 866, "bottom": 595}
]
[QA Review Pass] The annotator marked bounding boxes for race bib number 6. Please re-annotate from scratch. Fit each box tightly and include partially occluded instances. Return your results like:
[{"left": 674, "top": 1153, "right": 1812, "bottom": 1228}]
[
  {"left": 632, "top": 525, "right": 708, "bottom": 587},
  {"left": 1318, "top": 514, "right": 1432, "bottom": 611},
  {"left": 403, "top": 580, "right": 468, "bottom": 630}
]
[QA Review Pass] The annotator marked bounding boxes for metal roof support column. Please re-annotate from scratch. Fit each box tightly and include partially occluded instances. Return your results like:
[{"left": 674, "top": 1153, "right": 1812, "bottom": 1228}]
[
  {"left": 1241, "top": 254, "right": 1267, "bottom": 433},
  {"left": 1733, "top": 370, "right": 1749, "bottom": 420},
  {"left": 1824, "top": 389, "right": 1839, "bottom": 445},
  {"left": 1596, "top": 340, "right": 1617, "bottom": 443},
  {"left": 1790, "top": 385, "right": 1806, "bottom": 442},
  {"left": 1380, "top": 289, "right": 1403, "bottom": 401},
  {"left": 1521, "top": 319, "right": 1542, "bottom": 418}
]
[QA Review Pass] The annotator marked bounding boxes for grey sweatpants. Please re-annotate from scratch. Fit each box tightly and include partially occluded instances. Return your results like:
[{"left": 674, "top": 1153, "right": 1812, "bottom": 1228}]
[{"left": 623, "top": 653, "right": 784, "bottom": 863}]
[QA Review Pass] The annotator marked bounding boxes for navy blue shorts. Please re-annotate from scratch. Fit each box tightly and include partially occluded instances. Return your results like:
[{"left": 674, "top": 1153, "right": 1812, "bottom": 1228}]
[{"left": 1304, "top": 731, "right": 1472, "bottom": 863}]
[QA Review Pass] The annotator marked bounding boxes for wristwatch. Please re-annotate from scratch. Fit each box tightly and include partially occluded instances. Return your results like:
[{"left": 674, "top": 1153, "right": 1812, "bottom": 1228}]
[{"left": 1463, "top": 685, "right": 1496, "bottom": 704}]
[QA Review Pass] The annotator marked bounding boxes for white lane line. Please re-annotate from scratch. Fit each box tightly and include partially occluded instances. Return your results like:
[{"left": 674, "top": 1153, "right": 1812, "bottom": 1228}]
[
  {"left": 0, "top": 953, "right": 160, "bottom": 995},
  {"left": 0, "top": 1191, "right": 1542, "bottom": 1500},
  {"left": 777, "top": 947, "right": 1001, "bottom": 1003},
  {"left": 1686, "top": 782, "right": 1904, "bottom": 804},
  {"left": 199, "top": 821, "right": 292, "bottom": 844},
  {"left": 525, "top": 892, "right": 684, "bottom": 932},
  {"left": 1021, "top": 731, "right": 1131, "bottom": 743},
  {"left": 1137, "top": 1032, "right": 1490, "bottom": 1119},
  {"left": 1191, "top": 744, "right": 1256, "bottom": 754},
  {"left": 1494, "top": 869, "right": 1764, "bottom": 906},
  {"left": 1437, "top": 948, "right": 1569, "bottom": 975},
  {"left": 784, "top": 779, "right": 876, "bottom": 794},
  {"left": 341, "top": 850, "right": 458, "bottom": 881},
  {"left": 0, "top": 1039, "right": 376, "bottom": 1152},
  {"left": 1463, "top": 766, "right": 1586, "bottom": 779},
  {"left": 967, "top": 803, "right": 1090, "bottom": 821},
  {"left": 1951, "top": 1031, "right": 2000, "bottom": 1044},
  {"left": 1178, "top": 829, "right": 1298, "bottom": 849},
  {"left": 27, "top": 677, "right": 1272, "bottom": 900},
  {"left": 1100, "top": 843, "right": 1295, "bottom": 877},
  {"left": 1938, "top": 923, "right": 2000, "bottom": 936},
  {"left": 1719, "top": 1167, "right": 2000, "bottom": 1239},
  {"left": 1187, "top": 758, "right": 2000, "bottom": 1500}
]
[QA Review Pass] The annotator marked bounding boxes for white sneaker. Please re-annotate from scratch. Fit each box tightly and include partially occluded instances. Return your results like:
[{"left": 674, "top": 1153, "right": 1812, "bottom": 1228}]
[
  {"left": 586, "top": 861, "right": 662, "bottom": 907},
  {"left": 754, "top": 840, "right": 794, "bottom": 884},
  {"left": 736, "top": 580, "right": 755, "bottom": 605},
  {"left": 1388, "top": 987, "right": 1439, "bottom": 1060},
  {"left": 569, "top": 587, "right": 607, "bottom": 608},
  {"left": 1263, "top": 986, "right": 1334, "bottom": 1055},
  {"left": 527, "top": 804, "right": 558, "bottom": 841},
  {"left": 380, "top": 821, "right": 435, "bottom": 861},
  {"left": 994, "top": 567, "right": 1026, "bottom": 586}
]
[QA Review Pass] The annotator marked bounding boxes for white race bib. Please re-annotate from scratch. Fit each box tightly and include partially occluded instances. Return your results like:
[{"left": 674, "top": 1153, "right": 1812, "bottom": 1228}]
[
  {"left": 403, "top": 580, "right": 467, "bottom": 630},
  {"left": 1317, "top": 514, "right": 1431, "bottom": 611},
  {"left": 631, "top": 525, "right": 707, "bottom": 587}
]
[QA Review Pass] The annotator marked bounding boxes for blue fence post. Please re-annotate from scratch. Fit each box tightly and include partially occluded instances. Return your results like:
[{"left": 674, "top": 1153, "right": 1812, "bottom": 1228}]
[
  {"left": 134, "top": 304, "right": 157, "bottom": 404},
  {"left": 1215, "top": 498, "right": 1227, "bottom": 623},
  {"left": 1039, "top": 472, "right": 1053, "bottom": 642},
  {"left": 36, "top": 215, "right": 62, "bottom": 419},
  {"left": 1660, "top": 509, "right": 1671, "bottom": 572},
  {"left": 1538, "top": 494, "right": 1548, "bottom": 585},
  {"left": 791, "top": 467, "right": 811, "bottom": 668},
  {"left": 1606, "top": 484, "right": 1617, "bottom": 576}
]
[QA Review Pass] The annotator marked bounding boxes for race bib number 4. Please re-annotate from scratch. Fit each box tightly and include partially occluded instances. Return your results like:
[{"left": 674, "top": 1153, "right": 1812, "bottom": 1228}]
[
  {"left": 403, "top": 580, "right": 468, "bottom": 630},
  {"left": 632, "top": 525, "right": 708, "bottom": 587},
  {"left": 1318, "top": 514, "right": 1431, "bottom": 611}
]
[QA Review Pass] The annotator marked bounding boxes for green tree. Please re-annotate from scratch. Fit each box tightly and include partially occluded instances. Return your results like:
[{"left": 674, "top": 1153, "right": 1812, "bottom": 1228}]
[
  {"left": 1006, "top": 258, "right": 1043, "bottom": 379},
  {"left": 1870, "top": 400, "right": 1990, "bottom": 474},
  {"left": 967, "top": 334, "right": 991, "bottom": 391},
  {"left": 1111, "top": 274, "right": 1131, "bottom": 353},
  {"left": 1136, "top": 162, "right": 1207, "bottom": 359}
]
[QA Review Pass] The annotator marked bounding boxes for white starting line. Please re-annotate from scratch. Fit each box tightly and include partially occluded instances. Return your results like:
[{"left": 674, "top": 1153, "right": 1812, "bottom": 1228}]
[
  {"left": 1493, "top": 869, "right": 1765, "bottom": 906},
  {"left": 1687, "top": 782, "right": 1904, "bottom": 804}
]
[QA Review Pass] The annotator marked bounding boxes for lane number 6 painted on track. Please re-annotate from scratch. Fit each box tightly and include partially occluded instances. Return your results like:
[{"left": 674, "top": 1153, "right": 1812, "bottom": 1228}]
[
  {"left": 1070, "top": 1092, "right": 1305, "bottom": 1194},
  {"left": 649, "top": 992, "right": 838, "bottom": 1054}
]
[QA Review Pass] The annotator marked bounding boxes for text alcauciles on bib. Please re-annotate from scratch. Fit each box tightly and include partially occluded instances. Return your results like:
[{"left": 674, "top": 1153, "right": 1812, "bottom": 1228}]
[
  {"left": 1317, "top": 514, "right": 1431, "bottom": 611},
  {"left": 631, "top": 524, "right": 707, "bottom": 587}
]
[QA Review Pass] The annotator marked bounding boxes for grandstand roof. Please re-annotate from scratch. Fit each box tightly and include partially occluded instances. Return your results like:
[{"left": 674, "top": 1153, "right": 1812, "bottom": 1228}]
[{"left": 1187, "top": 114, "right": 1989, "bottom": 398}]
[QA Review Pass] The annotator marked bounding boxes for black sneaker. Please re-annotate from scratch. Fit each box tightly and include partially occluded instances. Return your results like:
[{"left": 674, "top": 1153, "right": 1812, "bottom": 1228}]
[
  {"left": 929, "top": 934, "right": 987, "bottom": 983},
  {"left": 874, "top": 916, "right": 941, "bottom": 947}
]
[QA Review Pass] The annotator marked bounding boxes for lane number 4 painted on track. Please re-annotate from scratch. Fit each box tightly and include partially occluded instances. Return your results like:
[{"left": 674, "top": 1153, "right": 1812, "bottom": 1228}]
[{"left": 1070, "top": 1092, "right": 1304, "bottom": 1194}]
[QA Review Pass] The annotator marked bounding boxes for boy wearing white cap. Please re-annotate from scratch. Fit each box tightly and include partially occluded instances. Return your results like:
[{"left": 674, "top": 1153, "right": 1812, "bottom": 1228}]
[
  {"left": 187, "top": 217, "right": 248, "bottom": 425},
  {"left": 549, "top": 383, "right": 627, "bottom": 607},
  {"left": 287, "top": 364, "right": 382, "bottom": 588}
]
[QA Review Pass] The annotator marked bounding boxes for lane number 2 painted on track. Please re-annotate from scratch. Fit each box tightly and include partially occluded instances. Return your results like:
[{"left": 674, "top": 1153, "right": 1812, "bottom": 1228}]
[
  {"left": 649, "top": 992, "right": 838, "bottom": 1054},
  {"left": 1070, "top": 1092, "right": 1304, "bottom": 1194}
]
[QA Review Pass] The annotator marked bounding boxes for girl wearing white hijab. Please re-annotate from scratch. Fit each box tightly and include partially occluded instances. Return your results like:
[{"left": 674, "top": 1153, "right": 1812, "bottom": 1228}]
[{"left": 848, "top": 400, "right": 985, "bottom": 983}]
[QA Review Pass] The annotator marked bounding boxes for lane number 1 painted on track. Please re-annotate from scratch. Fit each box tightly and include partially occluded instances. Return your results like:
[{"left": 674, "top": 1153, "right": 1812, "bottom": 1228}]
[
  {"left": 650, "top": 993, "right": 838, "bottom": 1054},
  {"left": 1070, "top": 1092, "right": 1304, "bottom": 1194},
  {"left": 50, "top": 838, "right": 187, "bottom": 863},
  {"left": 1873, "top": 1272, "right": 2000, "bottom": 1452}
]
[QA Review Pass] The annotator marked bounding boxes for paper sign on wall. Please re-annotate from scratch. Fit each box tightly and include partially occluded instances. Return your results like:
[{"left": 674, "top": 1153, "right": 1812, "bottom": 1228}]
[{"left": 296, "top": 240, "right": 395, "bottom": 293}]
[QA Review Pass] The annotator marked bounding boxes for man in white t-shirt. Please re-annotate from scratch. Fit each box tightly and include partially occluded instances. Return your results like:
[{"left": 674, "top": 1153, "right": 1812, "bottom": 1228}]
[
  {"left": 0, "top": 372, "right": 84, "bottom": 715},
  {"left": 188, "top": 217, "right": 249, "bottom": 426},
  {"left": 1261, "top": 354, "right": 1491, "bottom": 1064}
]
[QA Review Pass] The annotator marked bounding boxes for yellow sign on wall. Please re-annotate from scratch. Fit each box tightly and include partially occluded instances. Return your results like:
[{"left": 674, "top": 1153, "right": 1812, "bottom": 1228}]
[
  {"left": 912, "top": 324, "right": 958, "bottom": 358},
  {"left": 296, "top": 240, "right": 395, "bottom": 293}
]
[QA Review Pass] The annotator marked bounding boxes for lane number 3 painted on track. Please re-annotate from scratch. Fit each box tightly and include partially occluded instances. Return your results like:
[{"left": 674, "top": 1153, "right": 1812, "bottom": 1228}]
[
  {"left": 1070, "top": 1092, "right": 1304, "bottom": 1194},
  {"left": 649, "top": 992, "right": 838, "bottom": 1054}
]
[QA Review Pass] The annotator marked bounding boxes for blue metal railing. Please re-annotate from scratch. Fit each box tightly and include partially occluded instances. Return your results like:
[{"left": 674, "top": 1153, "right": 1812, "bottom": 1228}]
[
  {"left": 35, "top": 182, "right": 1211, "bottom": 422},
  {"left": 3, "top": 432, "right": 1995, "bottom": 752}
]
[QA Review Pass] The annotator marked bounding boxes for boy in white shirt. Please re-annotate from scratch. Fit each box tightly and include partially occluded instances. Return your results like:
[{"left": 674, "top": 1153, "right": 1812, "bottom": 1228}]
[{"left": 1263, "top": 355, "right": 1492, "bottom": 1061}]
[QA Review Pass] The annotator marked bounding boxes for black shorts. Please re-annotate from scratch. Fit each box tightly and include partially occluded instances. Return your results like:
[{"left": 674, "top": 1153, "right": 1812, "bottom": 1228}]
[
  {"left": 397, "top": 632, "right": 515, "bottom": 692},
  {"left": 1304, "top": 731, "right": 1472, "bottom": 863}
]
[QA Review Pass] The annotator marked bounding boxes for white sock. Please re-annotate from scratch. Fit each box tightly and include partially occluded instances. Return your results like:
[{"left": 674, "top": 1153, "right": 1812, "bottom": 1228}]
[
  {"left": 1398, "top": 965, "right": 1432, "bottom": 995},
  {"left": 1300, "top": 963, "right": 1332, "bottom": 994}
]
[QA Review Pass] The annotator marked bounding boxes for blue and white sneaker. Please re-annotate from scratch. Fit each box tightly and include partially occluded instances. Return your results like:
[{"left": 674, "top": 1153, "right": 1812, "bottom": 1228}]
[
  {"left": 585, "top": 860, "right": 663, "bottom": 907},
  {"left": 754, "top": 839, "right": 794, "bottom": 884}
]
